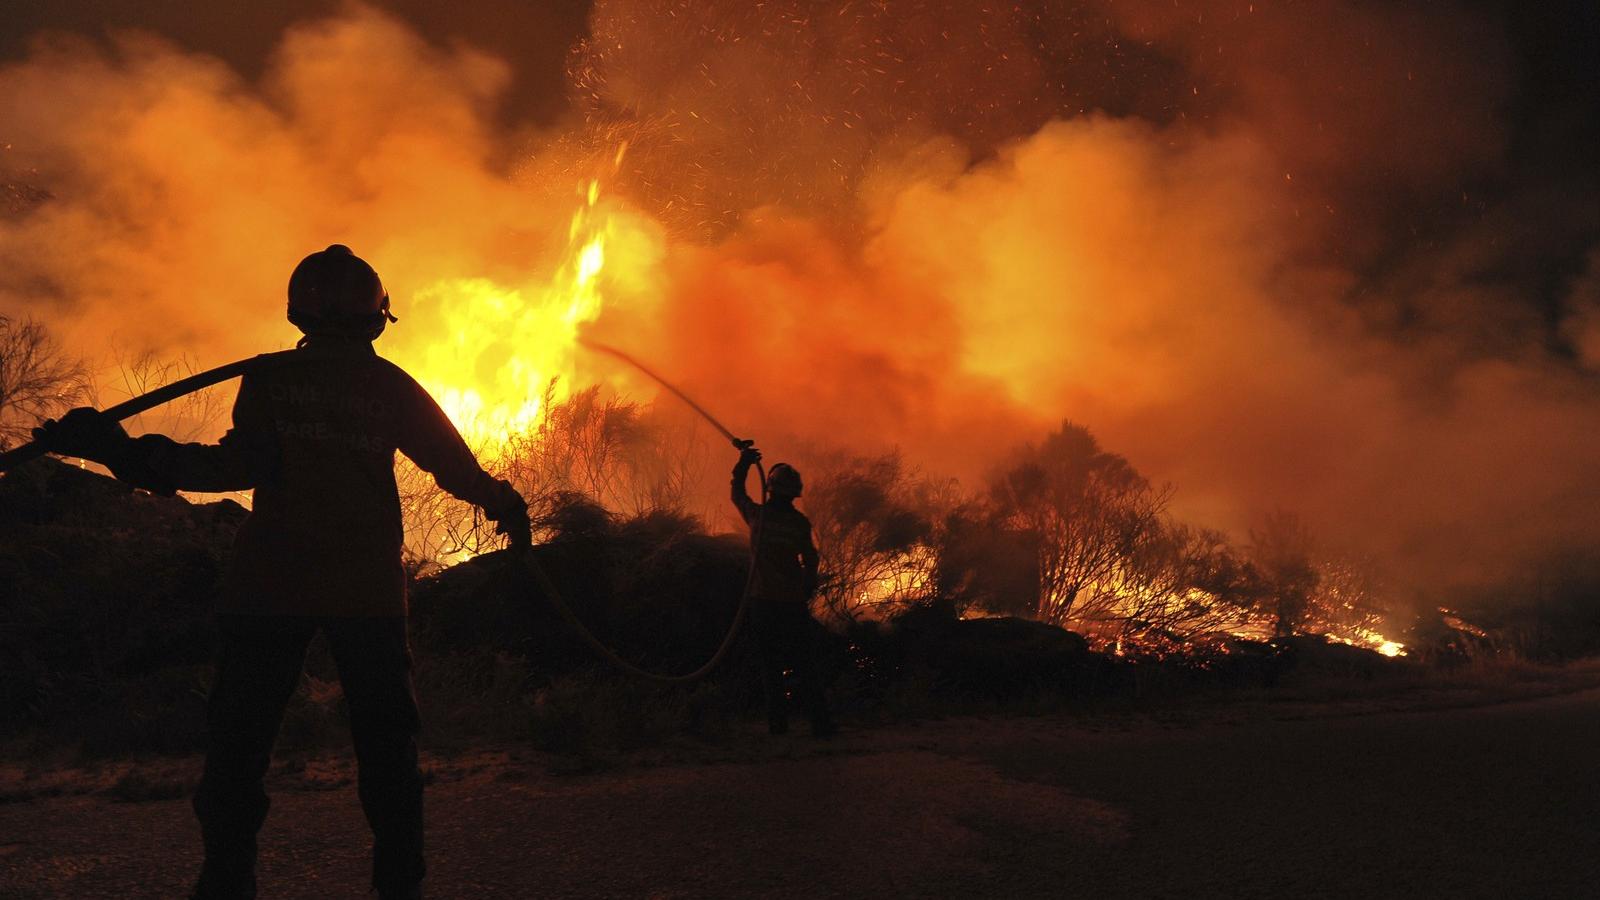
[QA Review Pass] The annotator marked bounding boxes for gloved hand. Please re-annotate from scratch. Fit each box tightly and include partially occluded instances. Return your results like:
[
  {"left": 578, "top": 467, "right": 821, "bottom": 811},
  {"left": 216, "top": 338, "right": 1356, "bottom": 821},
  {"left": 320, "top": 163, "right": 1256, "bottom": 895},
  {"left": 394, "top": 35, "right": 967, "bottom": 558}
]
[
  {"left": 487, "top": 482, "right": 531, "bottom": 549},
  {"left": 737, "top": 444, "right": 762, "bottom": 467},
  {"left": 495, "top": 511, "right": 532, "bottom": 550},
  {"left": 31, "top": 407, "right": 132, "bottom": 465}
]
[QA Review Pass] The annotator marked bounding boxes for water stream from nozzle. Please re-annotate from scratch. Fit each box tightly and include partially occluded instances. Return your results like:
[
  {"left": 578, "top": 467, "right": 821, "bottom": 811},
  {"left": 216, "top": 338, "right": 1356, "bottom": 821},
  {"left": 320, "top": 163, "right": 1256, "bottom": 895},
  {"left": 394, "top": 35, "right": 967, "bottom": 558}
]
[{"left": 578, "top": 337, "right": 749, "bottom": 449}]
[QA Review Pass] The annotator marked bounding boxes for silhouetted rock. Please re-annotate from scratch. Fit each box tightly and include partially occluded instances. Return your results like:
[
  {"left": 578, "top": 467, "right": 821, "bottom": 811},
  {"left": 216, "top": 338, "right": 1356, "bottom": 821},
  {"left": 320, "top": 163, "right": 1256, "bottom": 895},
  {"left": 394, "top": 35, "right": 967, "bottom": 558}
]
[
  {"left": 1, "top": 457, "right": 243, "bottom": 740},
  {"left": 1273, "top": 634, "right": 1404, "bottom": 679},
  {"left": 857, "top": 604, "right": 1096, "bottom": 699},
  {"left": 409, "top": 513, "right": 750, "bottom": 681}
]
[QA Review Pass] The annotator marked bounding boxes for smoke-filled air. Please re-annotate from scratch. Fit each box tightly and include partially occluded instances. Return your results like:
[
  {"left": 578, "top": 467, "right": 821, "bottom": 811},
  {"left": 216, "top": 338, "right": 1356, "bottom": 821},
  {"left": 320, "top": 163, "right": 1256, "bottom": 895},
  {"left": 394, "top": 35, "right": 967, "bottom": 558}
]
[
  {"left": 4, "top": 1, "right": 1599, "bottom": 641},
  {"left": 11, "top": 5, "right": 1600, "bottom": 895}
]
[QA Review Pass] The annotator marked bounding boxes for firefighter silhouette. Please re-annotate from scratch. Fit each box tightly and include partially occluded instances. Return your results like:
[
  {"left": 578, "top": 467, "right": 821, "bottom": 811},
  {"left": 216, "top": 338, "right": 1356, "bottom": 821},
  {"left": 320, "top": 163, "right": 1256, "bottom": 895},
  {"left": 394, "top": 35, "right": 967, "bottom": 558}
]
[
  {"left": 33, "top": 245, "right": 529, "bottom": 900},
  {"left": 731, "top": 446, "right": 835, "bottom": 736}
]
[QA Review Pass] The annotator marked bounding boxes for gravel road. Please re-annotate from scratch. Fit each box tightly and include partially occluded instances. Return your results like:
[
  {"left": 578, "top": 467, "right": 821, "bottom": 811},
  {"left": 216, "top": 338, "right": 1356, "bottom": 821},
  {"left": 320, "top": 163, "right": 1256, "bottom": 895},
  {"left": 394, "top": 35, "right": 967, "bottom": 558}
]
[{"left": 4, "top": 688, "right": 1597, "bottom": 898}]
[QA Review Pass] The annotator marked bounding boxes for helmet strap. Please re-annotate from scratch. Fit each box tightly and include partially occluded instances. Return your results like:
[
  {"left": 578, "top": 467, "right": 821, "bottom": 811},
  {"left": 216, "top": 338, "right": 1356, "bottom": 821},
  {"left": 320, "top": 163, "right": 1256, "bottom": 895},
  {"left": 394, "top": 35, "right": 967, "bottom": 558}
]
[{"left": 289, "top": 310, "right": 390, "bottom": 341}]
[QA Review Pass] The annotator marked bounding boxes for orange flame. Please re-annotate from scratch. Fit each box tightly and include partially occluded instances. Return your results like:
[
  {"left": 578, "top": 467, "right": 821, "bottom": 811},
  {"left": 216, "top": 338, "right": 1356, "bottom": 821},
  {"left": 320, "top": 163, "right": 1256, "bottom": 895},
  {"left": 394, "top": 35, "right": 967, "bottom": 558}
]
[{"left": 390, "top": 145, "right": 631, "bottom": 449}]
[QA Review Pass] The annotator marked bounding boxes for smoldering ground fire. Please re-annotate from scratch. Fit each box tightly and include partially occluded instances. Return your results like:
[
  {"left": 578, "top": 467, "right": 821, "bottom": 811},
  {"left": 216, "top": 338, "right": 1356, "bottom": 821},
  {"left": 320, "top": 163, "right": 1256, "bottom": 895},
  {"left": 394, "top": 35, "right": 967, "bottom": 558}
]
[{"left": 2, "top": 1, "right": 1599, "bottom": 654}]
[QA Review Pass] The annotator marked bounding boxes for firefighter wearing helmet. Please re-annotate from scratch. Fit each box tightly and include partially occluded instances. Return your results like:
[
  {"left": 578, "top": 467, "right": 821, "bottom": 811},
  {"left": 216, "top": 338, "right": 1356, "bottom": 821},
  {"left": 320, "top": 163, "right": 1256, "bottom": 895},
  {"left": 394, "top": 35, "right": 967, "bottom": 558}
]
[
  {"left": 32, "top": 245, "right": 528, "bottom": 900},
  {"left": 731, "top": 445, "right": 835, "bottom": 737},
  {"left": 286, "top": 243, "right": 397, "bottom": 340}
]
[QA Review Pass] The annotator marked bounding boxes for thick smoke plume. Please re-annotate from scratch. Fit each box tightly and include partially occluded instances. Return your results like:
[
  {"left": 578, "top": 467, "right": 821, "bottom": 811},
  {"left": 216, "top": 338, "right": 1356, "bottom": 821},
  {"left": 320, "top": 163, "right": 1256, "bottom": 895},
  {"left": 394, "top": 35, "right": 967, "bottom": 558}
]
[{"left": 2, "top": 2, "right": 1597, "bottom": 596}]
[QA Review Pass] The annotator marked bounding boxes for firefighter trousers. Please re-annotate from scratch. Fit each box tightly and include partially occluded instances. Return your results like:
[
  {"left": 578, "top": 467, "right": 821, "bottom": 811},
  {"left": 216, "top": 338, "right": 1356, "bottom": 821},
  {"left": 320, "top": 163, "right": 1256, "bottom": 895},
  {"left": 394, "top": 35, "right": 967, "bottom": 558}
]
[
  {"left": 751, "top": 600, "right": 834, "bottom": 735},
  {"left": 192, "top": 615, "right": 423, "bottom": 897}
]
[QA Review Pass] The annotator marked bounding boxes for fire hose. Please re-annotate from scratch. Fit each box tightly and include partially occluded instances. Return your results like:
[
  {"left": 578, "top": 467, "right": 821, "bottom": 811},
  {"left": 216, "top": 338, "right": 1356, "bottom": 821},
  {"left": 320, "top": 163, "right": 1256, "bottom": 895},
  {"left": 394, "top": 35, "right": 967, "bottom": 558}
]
[
  {"left": 0, "top": 348, "right": 305, "bottom": 474},
  {"left": 0, "top": 342, "right": 763, "bottom": 685},
  {"left": 525, "top": 338, "right": 765, "bottom": 683}
]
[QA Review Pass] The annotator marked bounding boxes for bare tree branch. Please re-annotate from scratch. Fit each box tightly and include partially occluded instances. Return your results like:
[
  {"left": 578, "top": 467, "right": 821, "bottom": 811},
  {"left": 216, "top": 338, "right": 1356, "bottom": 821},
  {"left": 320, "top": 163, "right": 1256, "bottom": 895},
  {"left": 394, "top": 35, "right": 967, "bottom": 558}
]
[{"left": 0, "top": 314, "right": 88, "bottom": 449}]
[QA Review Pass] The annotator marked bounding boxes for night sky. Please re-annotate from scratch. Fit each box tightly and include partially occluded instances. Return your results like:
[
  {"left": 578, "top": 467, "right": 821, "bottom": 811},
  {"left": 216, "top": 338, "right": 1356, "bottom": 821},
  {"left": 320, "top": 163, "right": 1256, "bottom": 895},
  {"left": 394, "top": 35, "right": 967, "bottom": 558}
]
[{"left": 4, "top": 0, "right": 1595, "bottom": 317}]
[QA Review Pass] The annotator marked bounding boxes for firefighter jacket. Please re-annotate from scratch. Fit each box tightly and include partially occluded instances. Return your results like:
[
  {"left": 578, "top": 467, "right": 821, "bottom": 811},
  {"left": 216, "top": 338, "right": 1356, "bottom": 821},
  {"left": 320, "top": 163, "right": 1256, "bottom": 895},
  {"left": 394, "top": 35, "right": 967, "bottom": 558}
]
[
  {"left": 731, "top": 460, "right": 820, "bottom": 604},
  {"left": 110, "top": 338, "right": 519, "bottom": 616}
]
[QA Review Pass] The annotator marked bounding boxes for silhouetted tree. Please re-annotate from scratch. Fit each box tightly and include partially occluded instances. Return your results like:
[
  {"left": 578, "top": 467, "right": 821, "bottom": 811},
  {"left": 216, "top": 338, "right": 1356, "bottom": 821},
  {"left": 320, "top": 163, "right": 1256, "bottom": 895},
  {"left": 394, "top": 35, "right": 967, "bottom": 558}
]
[
  {"left": 934, "top": 503, "right": 1039, "bottom": 617},
  {"left": 0, "top": 315, "right": 87, "bottom": 448},
  {"left": 1108, "top": 523, "right": 1263, "bottom": 644},
  {"left": 805, "top": 453, "right": 944, "bottom": 622},
  {"left": 1303, "top": 554, "right": 1389, "bottom": 642},
  {"left": 990, "top": 421, "right": 1169, "bottom": 630},
  {"left": 100, "top": 347, "right": 228, "bottom": 442},
  {"left": 1249, "top": 510, "right": 1319, "bottom": 638}
]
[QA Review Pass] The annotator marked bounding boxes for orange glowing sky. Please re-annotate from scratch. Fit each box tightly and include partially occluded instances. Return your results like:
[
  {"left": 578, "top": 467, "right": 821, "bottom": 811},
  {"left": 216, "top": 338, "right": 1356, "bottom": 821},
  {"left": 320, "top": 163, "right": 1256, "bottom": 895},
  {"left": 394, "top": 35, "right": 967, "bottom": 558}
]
[{"left": 2, "top": 1, "right": 1598, "bottom": 598}]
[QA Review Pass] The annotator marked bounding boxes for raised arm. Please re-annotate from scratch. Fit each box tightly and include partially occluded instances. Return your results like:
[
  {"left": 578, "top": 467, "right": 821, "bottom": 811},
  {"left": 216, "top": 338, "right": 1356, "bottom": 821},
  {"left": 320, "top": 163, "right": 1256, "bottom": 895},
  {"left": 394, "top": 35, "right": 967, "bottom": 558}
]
[{"left": 731, "top": 445, "right": 762, "bottom": 525}]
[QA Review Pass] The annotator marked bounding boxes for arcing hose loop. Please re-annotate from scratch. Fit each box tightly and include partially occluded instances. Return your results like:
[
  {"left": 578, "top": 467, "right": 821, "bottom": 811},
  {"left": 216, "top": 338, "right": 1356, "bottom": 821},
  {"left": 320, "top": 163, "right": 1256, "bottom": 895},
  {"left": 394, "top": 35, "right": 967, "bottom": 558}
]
[
  {"left": 522, "top": 339, "right": 769, "bottom": 683},
  {"left": 512, "top": 463, "right": 765, "bottom": 684}
]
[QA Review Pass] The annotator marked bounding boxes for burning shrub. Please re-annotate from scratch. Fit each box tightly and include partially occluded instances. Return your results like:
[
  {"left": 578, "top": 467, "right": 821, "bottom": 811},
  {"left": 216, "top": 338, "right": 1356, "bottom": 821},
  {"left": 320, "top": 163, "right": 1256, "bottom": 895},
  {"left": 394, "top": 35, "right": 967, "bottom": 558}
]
[
  {"left": 1245, "top": 512, "right": 1406, "bottom": 655},
  {"left": 1248, "top": 510, "right": 1320, "bottom": 638},
  {"left": 1431, "top": 552, "right": 1600, "bottom": 660},
  {"left": 1097, "top": 523, "right": 1264, "bottom": 648},
  {"left": 397, "top": 385, "right": 708, "bottom": 566},
  {"left": 804, "top": 453, "right": 947, "bottom": 622},
  {"left": 988, "top": 421, "right": 1172, "bottom": 634},
  {"left": 933, "top": 505, "right": 1040, "bottom": 617}
]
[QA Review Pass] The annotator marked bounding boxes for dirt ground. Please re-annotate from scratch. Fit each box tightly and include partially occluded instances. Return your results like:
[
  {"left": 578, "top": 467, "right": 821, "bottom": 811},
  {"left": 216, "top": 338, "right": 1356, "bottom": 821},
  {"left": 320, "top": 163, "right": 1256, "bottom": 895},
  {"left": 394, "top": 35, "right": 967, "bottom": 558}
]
[{"left": 3, "top": 687, "right": 1599, "bottom": 899}]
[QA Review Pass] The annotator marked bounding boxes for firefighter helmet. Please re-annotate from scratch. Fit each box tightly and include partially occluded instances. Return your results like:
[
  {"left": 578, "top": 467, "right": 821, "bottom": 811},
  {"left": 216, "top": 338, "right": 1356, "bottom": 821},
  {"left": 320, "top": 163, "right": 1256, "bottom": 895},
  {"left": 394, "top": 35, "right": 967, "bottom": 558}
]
[
  {"left": 767, "top": 462, "right": 803, "bottom": 499},
  {"left": 287, "top": 244, "right": 397, "bottom": 339}
]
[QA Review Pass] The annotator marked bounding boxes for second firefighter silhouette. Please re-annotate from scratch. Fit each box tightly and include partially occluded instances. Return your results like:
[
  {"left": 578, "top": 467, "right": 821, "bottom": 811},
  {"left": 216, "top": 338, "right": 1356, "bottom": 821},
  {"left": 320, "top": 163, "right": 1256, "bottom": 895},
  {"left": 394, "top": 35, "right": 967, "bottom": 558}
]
[{"left": 731, "top": 446, "right": 835, "bottom": 736}]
